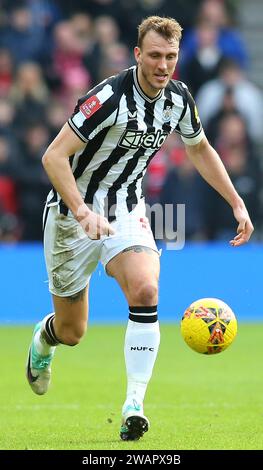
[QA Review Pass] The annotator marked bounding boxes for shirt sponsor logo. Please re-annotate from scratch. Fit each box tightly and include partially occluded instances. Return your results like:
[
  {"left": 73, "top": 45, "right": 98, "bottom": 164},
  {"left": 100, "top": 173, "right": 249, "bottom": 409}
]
[
  {"left": 80, "top": 95, "right": 102, "bottom": 119},
  {"left": 118, "top": 129, "right": 168, "bottom": 150}
]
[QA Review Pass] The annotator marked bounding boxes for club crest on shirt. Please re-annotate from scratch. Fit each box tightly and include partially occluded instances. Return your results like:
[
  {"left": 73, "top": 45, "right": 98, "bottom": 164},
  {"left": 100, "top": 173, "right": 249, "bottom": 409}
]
[
  {"left": 80, "top": 95, "right": 102, "bottom": 119},
  {"left": 162, "top": 106, "right": 172, "bottom": 122}
]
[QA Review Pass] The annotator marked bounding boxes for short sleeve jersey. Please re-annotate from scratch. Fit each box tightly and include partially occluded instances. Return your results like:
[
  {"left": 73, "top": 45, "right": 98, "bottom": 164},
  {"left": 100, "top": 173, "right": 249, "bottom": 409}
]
[{"left": 49, "top": 66, "right": 204, "bottom": 220}]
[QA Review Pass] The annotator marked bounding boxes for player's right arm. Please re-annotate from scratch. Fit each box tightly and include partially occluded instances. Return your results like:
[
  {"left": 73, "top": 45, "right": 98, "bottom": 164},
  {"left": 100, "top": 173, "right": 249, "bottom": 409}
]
[{"left": 42, "top": 123, "right": 114, "bottom": 238}]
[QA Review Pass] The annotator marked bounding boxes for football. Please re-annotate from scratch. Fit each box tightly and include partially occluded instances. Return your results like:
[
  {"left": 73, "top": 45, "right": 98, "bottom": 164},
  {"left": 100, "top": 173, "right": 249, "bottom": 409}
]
[{"left": 181, "top": 298, "right": 237, "bottom": 354}]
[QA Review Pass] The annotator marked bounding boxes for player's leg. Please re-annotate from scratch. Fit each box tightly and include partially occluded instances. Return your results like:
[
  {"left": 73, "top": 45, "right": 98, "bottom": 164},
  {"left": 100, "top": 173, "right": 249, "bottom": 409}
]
[
  {"left": 52, "top": 288, "right": 89, "bottom": 345},
  {"left": 26, "top": 286, "right": 89, "bottom": 395},
  {"left": 26, "top": 205, "right": 99, "bottom": 395},
  {"left": 106, "top": 246, "right": 160, "bottom": 440}
]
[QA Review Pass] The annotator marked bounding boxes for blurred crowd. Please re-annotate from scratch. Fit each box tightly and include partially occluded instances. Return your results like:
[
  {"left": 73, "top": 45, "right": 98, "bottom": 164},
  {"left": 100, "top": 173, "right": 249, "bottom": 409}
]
[{"left": 0, "top": 0, "right": 262, "bottom": 243}]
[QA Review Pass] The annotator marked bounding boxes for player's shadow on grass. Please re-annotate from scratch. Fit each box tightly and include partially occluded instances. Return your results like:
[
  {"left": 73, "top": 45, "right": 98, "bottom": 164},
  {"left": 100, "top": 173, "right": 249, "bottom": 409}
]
[{"left": 83, "top": 438, "right": 142, "bottom": 446}]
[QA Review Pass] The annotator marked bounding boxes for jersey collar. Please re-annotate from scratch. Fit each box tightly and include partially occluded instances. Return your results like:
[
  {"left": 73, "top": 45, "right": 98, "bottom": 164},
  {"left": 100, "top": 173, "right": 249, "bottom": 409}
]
[{"left": 133, "top": 67, "right": 164, "bottom": 103}]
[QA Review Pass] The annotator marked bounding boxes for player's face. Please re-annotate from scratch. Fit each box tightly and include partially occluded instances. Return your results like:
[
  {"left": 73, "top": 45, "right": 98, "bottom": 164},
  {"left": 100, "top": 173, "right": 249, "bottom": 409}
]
[{"left": 134, "top": 30, "right": 179, "bottom": 98}]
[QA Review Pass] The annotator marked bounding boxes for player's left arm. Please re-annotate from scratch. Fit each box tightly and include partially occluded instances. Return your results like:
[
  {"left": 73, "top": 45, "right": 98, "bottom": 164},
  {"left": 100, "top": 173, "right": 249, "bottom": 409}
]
[{"left": 184, "top": 135, "right": 254, "bottom": 246}]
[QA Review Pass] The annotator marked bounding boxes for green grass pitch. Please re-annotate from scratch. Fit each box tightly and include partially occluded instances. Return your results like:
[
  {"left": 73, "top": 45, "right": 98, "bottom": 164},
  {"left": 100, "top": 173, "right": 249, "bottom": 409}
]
[{"left": 0, "top": 323, "right": 262, "bottom": 450}]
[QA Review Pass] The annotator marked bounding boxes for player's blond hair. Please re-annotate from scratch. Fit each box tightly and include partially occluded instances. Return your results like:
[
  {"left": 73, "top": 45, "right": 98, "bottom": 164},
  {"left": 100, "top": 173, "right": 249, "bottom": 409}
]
[{"left": 137, "top": 16, "right": 183, "bottom": 48}]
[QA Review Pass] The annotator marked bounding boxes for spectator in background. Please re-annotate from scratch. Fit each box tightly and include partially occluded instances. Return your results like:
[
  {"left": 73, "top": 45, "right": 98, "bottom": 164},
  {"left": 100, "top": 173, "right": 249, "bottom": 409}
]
[
  {"left": 0, "top": 47, "right": 14, "bottom": 97},
  {"left": 180, "top": 0, "right": 248, "bottom": 70},
  {"left": 83, "top": 15, "right": 123, "bottom": 85},
  {"left": 0, "top": 2, "right": 47, "bottom": 65},
  {"left": 10, "top": 61, "right": 49, "bottom": 135},
  {"left": 203, "top": 112, "right": 261, "bottom": 240},
  {"left": 15, "top": 122, "right": 51, "bottom": 240},
  {"left": 46, "top": 99, "right": 71, "bottom": 141},
  {"left": 27, "top": 0, "right": 62, "bottom": 33},
  {"left": 70, "top": 12, "right": 94, "bottom": 52},
  {"left": 50, "top": 20, "right": 91, "bottom": 109},
  {"left": 98, "top": 42, "right": 131, "bottom": 81},
  {"left": 0, "top": 98, "right": 15, "bottom": 137},
  {"left": 196, "top": 58, "right": 263, "bottom": 145},
  {"left": 62, "top": 66, "right": 91, "bottom": 114},
  {"left": 180, "top": 19, "right": 225, "bottom": 97},
  {"left": 204, "top": 84, "right": 237, "bottom": 145}
]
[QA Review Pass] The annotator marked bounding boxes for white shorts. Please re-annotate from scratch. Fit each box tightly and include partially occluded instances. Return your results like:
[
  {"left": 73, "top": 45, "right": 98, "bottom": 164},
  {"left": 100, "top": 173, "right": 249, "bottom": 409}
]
[{"left": 43, "top": 199, "right": 158, "bottom": 297}]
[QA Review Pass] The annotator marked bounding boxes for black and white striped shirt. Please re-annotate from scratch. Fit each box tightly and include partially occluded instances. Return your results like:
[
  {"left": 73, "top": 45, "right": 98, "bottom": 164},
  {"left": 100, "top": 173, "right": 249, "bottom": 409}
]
[{"left": 48, "top": 66, "right": 204, "bottom": 221}]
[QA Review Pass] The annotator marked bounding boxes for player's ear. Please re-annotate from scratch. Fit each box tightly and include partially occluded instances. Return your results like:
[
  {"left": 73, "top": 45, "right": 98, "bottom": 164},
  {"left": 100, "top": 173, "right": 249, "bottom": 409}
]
[{"left": 134, "top": 46, "right": 141, "bottom": 65}]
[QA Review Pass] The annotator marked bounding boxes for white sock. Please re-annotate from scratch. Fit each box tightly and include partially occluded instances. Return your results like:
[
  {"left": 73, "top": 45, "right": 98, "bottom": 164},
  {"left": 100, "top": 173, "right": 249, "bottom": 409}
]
[
  {"left": 124, "top": 306, "right": 160, "bottom": 407},
  {"left": 34, "top": 330, "right": 56, "bottom": 356},
  {"left": 34, "top": 313, "right": 58, "bottom": 356}
]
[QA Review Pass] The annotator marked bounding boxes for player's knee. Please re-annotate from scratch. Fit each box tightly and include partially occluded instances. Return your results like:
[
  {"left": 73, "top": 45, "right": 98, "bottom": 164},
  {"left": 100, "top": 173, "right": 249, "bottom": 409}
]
[{"left": 130, "top": 282, "right": 158, "bottom": 306}]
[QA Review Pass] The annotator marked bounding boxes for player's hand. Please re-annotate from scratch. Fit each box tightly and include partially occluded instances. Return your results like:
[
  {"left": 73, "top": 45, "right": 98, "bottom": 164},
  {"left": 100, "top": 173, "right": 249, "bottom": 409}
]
[
  {"left": 76, "top": 203, "right": 115, "bottom": 239},
  {"left": 230, "top": 202, "right": 254, "bottom": 247}
]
